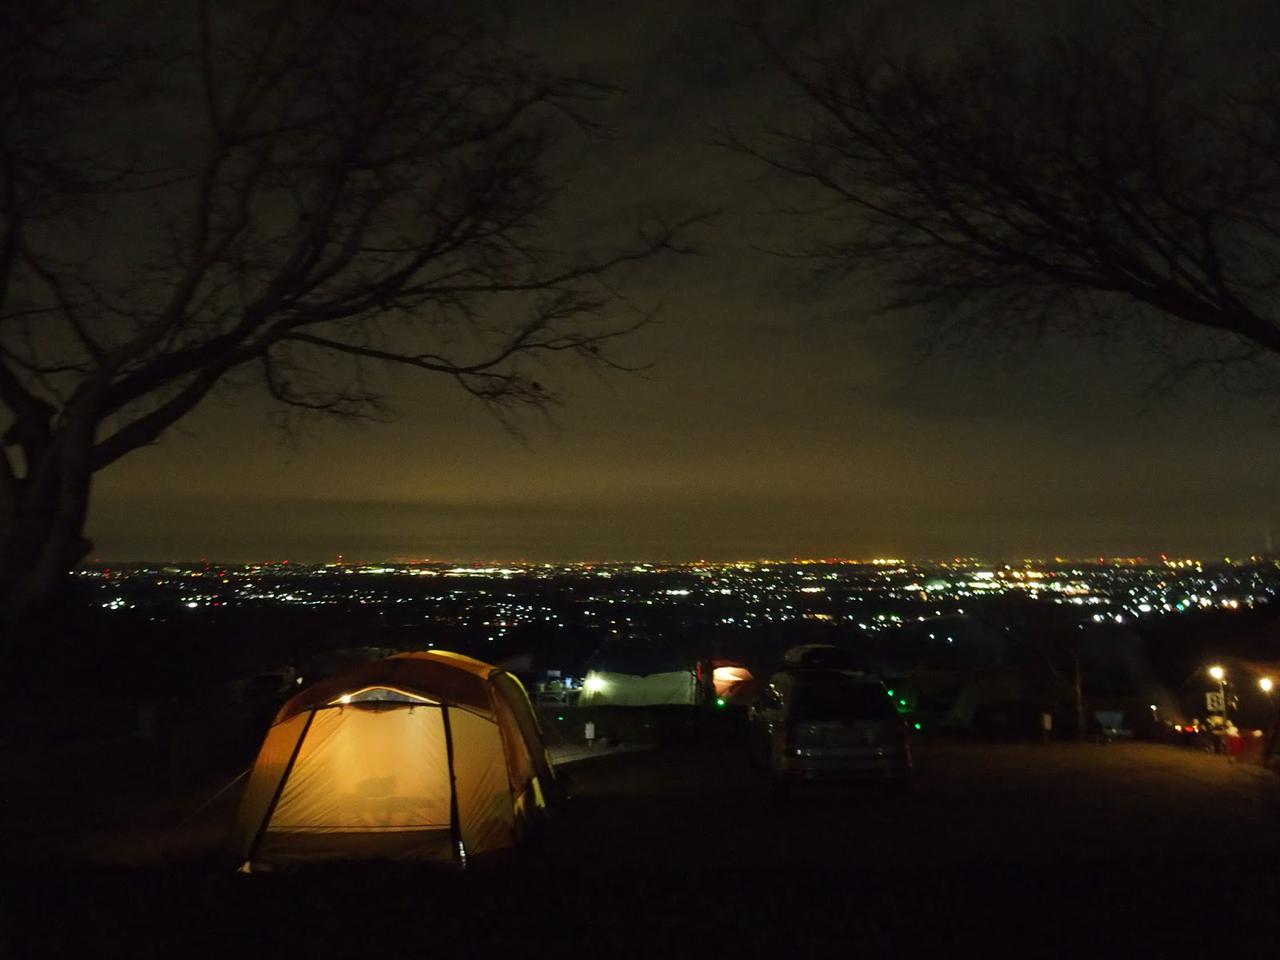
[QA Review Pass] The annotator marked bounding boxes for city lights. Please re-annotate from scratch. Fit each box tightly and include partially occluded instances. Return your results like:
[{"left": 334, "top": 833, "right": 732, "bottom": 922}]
[{"left": 75, "top": 557, "right": 1279, "bottom": 653}]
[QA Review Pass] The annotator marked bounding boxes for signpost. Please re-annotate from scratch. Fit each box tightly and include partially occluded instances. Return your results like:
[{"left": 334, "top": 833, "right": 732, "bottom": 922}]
[{"left": 1207, "top": 666, "right": 1231, "bottom": 759}]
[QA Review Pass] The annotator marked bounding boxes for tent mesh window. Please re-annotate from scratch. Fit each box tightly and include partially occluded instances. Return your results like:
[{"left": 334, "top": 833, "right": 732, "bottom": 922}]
[{"left": 331, "top": 687, "right": 437, "bottom": 705}]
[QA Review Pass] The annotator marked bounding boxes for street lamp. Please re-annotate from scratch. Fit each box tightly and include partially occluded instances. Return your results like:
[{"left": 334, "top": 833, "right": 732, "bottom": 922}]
[
  {"left": 1261, "top": 676, "right": 1274, "bottom": 694},
  {"left": 1208, "top": 665, "right": 1229, "bottom": 738}
]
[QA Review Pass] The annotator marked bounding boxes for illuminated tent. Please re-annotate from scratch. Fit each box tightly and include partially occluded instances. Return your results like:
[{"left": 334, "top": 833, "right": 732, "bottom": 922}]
[
  {"left": 577, "top": 637, "right": 708, "bottom": 707},
  {"left": 711, "top": 660, "right": 756, "bottom": 701},
  {"left": 232, "top": 650, "right": 557, "bottom": 870}
]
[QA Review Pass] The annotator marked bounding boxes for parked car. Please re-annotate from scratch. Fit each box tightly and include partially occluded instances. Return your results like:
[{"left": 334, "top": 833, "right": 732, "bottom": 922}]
[{"left": 749, "top": 669, "right": 911, "bottom": 794}]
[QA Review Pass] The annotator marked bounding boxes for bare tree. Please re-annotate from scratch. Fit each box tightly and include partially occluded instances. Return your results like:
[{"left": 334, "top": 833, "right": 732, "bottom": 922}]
[
  {"left": 0, "top": 0, "right": 698, "bottom": 622},
  {"left": 730, "top": 5, "right": 1280, "bottom": 372}
]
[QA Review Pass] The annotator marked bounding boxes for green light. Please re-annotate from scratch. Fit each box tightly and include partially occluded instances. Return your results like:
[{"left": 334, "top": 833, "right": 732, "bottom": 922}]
[
  {"left": 913, "top": 722, "right": 922, "bottom": 731},
  {"left": 899, "top": 699, "right": 907, "bottom": 706},
  {"left": 886, "top": 689, "right": 895, "bottom": 697},
  {"left": 556, "top": 715, "right": 565, "bottom": 721},
  {"left": 715, "top": 697, "right": 727, "bottom": 708}
]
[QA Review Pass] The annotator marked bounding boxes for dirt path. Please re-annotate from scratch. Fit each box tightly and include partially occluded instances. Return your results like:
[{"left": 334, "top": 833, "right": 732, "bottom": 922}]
[{"left": 5, "top": 735, "right": 1278, "bottom": 956}]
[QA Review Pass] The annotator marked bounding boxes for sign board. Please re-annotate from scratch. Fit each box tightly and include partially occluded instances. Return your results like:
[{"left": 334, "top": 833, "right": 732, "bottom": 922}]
[{"left": 1206, "top": 691, "right": 1225, "bottom": 712}]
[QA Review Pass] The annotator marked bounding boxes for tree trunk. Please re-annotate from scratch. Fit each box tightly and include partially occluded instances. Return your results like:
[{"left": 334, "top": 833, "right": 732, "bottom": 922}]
[
  {"left": 1072, "top": 651, "right": 1086, "bottom": 739},
  {"left": 1263, "top": 710, "right": 1279, "bottom": 771},
  {"left": 0, "top": 420, "right": 96, "bottom": 626}
]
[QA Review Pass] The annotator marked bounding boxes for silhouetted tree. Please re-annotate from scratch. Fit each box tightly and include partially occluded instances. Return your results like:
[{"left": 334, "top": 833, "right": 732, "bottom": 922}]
[
  {"left": 0, "top": 1, "right": 697, "bottom": 622},
  {"left": 979, "top": 595, "right": 1088, "bottom": 737},
  {"left": 733, "top": 5, "right": 1280, "bottom": 371},
  {"left": 1044, "top": 627, "right": 1088, "bottom": 739}
]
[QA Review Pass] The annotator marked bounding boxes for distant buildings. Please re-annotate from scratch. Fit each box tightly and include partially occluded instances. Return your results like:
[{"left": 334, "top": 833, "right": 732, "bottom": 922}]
[{"left": 77, "top": 556, "right": 1279, "bottom": 636}]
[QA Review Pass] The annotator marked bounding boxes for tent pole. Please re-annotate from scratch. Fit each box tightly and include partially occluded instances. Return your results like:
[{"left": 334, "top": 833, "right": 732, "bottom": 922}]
[
  {"left": 179, "top": 766, "right": 251, "bottom": 828},
  {"left": 441, "top": 704, "right": 464, "bottom": 867},
  {"left": 245, "top": 710, "right": 316, "bottom": 867}
]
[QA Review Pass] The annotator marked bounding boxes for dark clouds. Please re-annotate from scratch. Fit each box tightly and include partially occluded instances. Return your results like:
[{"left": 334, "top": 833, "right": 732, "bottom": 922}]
[{"left": 90, "top": 0, "right": 1280, "bottom": 562}]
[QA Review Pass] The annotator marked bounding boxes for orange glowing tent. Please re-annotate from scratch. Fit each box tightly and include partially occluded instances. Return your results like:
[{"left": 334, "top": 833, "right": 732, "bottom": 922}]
[
  {"left": 232, "top": 651, "right": 557, "bottom": 870},
  {"left": 711, "top": 660, "right": 756, "bottom": 700}
]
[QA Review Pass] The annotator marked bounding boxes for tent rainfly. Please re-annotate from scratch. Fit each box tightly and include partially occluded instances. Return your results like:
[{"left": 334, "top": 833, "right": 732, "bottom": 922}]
[
  {"left": 232, "top": 650, "right": 557, "bottom": 870},
  {"left": 711, "top": 661, "right": 755, "bottom": 701}
]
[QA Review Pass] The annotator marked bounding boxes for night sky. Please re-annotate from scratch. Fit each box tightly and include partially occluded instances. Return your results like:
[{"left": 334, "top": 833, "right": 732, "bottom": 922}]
[{"left": 89, "top": 0, "right": 1280, "bottom": 563}]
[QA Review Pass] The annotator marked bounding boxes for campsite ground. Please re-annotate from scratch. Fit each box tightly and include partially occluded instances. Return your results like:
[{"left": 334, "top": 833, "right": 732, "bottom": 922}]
[{"left": 4, "top": 716, "right": 1279, "bottom": 956}]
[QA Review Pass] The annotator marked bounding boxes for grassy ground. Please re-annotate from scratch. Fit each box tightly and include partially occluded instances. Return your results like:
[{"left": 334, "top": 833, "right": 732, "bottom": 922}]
[{"left": 4, "top": 711, "right": 1279, "bottom": 956}]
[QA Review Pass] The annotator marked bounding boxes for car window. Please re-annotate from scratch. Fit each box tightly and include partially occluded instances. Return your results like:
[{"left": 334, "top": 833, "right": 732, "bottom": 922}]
[{"left": 790, "top": 674, "right": 896, "bottom": 722}]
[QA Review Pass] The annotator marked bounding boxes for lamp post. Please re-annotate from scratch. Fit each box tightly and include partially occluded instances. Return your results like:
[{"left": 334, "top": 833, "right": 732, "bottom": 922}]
[
  {"left": 1208, "top": 665, "right": 1228, "bottom": 754},
  {"left": 1208, "top": 665, "right": 1227, "bottom": 720},
  {"left": 1262, "top": 677, "right": 1277, "bottom": 768}
]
